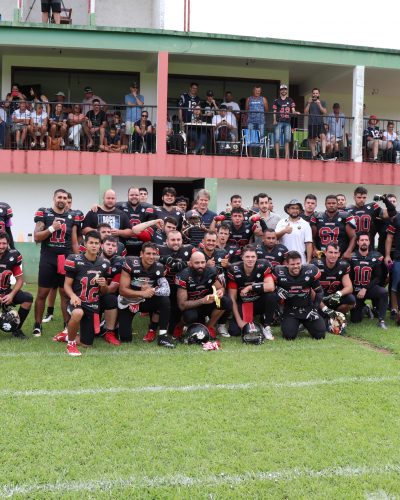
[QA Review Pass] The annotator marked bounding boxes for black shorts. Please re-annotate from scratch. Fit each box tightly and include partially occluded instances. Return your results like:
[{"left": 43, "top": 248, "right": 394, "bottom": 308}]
[
  {"left": 67, "top": 303, "right": 99, "bottom": 346},
  {"left": 308, "top": 124, "right": 325, "bottom": 140},
  {"left": 12, "top": 290, "right": 33, "bottom": 305},
  {"left": 38, "top": 255, "right": 65, "bottom": 289},
  {"left": 41, "top": 0, "right": 61, "bottom": 13}
]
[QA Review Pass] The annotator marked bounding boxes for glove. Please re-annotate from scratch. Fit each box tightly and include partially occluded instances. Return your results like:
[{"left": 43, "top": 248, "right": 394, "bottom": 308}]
[
  {"left": 277, "top": 287, "right": 289, "bottom": 300},
  {"left": 306, "top": 309, "right": 320, "bottom": 321},
  {"left": 322, "top": 306, "right": 337, "bottom": 319},
  {"left": 249, "top": 214, "right": 260, "bottom": 223},
  {"left": 325, "top": 291, "right": 342, "bottom": 308},
  {"left": 214, "top": 215, "right": 226, "bottom": 222},
  {"left": 170, "top": 260, "right": 184, "bottom": 272}
]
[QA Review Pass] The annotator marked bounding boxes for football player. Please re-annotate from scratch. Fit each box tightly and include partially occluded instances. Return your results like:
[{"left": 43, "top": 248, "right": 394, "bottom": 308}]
[
  {"left": 256, "top": 228, "right": 288, "bottom": 267},
  {"left": 0, "top": 232, "right": 33, "bottom": 339},
  {"left": 273, "top": 250, "right": 326, "bottom": 340},
  {"left": 0, "top": 201, "right": 15, "bottom": 248},
  {"left": 216, "top": 222, "right": 241, "bottom": 264},
  {"left": 350, "top": 233, "right": 388, "bottom": 329},
  {"left": 227, "top": 207, "right": 254, "bottom": 248},
  {"left": 300, "top": 194, "right": 318, "bottom": 223},
  {"left": 227, "top": 245, "right": 277, "bottom": 340},
  {"left": 155, "top": 187, "right": 184, "bottom": 229}
]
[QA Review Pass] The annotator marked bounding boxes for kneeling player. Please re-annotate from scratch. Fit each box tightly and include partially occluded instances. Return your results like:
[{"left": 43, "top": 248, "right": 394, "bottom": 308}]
[
  {"left": 273, "top": 251, "right": 326, "bottom": 340},
  {"left": 227, "top": 245, "right": 277, "bottom": 340},
  {"left": 62, "top": 231, "right": 111, "bottom": 356},
  {"left": 0, "top": 232, "right": 33, "bottom": 339}
]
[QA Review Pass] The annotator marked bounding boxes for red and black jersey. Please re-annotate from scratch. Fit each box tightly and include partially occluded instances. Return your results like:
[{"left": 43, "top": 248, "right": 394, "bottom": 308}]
[
  {"left": 386, "top": 214, "right": 400, "bottom": 260},
  {"left": 310, "top": 210, "right": 355, "bottom": 253},
  {"left": 116, "top": 202, "right": 157, "bottom": 256},
  {"left": 300, "top": 212, "right": 316, "bottom": 223},
  {"left": 155, "top": 206, "right": 184, "bottom": 230},
  {"left": 273, "top": 264, "right": 322, "bottom": 313},
  {"left": 311, "top": 257, "right": 350, "bottom": 295},
  {"left": 255, "top": 243, "right": 288, "bottom": 266},
  {"left": 195, "top": 244, "right": 230, "bottom": 274},
  {"left": 64, "top": 253, "right": 111, "bottom": 312},
  {"left": 227, "top": 259, "right": 272, "bottom": 302},
  {"left": 228, "top": 222, "right": 254, "bottom": 247},
  {"left": 0, "top": 249, "right": 22, "bottom": 295},
  {"left": 220, "top": 243, "right": 242, "bottom": 263},
  {"left": 175, "top": 266, "right": 218, "bottom": 300},
  {"left": 34, "top": 207, "right": 80, "bottom": 256},
  {"left": 123, "top": 257, "right": 166, "bottom": 291},
  {"left": 158, "top": 244, "right": 193, "bottom": 284},
  {"left": 350, "top": 250, "right": 384, "bottom": 292},
  {"left": 346, "top": 203, "right": 382, "bottom": 237},
  {"left": 272, "top": 97, "right": 296, "bottom": 123},
  {"left": 68, "top": 209, "right": 84, "bottom": 234},
  {"left": 0, "top": 202, "right": 13, "bottom": 233},
  {"left": 106, "top": 254, "right": 125, "bottom": 286}
]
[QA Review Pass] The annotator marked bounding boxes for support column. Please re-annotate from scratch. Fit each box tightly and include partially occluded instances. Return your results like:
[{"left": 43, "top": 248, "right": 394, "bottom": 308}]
[
  {"left": 14, "top": 0, "right": 22, "bottom": 22},
  {"left": 99, "top": 175, "right": 112, "bottom": 203},
  {"left": 204, "top": 178, "right": 218, "bottom": 212},
  {"left": 156, "top": 51, "right": 168, "bottom": 156},
  {"left": 351, "top": 65, "right": 364, "bottom": 163}
]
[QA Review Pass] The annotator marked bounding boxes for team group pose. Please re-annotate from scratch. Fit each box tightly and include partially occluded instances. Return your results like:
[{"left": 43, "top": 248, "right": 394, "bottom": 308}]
[{"left": 0, "top": 185, "right": 398, "bottom": 355}]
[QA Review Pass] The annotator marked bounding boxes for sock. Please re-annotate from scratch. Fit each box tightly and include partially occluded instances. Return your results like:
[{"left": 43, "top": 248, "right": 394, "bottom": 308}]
[
  {"left": 18, "top": 307, "right": 30, "bottom": 328},
  {"left": 159, "top": 329, "right": 167, "bottom": 336},
  {"left": 46, "top": 306, "right": 54, "bottom": 315},
  {"left": 149, "top": 321, "right": 158, "bottom": 331},
  {"left": 34, "top": 322, "right": 41, "bottom": 330}
]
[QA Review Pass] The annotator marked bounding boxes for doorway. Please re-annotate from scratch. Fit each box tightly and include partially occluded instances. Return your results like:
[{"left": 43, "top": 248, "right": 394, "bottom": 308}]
[{"left": 152, "top": 179, "right": 205, "bottom": 207}]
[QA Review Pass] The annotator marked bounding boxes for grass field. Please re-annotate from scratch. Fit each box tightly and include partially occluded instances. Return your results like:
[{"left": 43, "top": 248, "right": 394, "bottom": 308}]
[{"left": 1, "top": 285, "right": 400, "bottom": 499}]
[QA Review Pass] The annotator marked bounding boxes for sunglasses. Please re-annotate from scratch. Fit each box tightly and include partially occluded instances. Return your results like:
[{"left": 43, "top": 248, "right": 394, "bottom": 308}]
[{"left": 142, "top": 114, "right": 148, "bottom": 117}]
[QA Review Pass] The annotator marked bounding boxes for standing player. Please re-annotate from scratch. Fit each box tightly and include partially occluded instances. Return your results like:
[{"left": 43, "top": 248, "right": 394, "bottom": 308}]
[
  {"left": 155, "top": 187, "right": 184, "bottom": 229},
  {"left": 300, "top": 194, "right": 318, "bottom": 223},
  {"left": 33, "top": 189, "right": 80, "bottom": 337},
  {"left": 0, "top": 201, "right": 14, "bottom": 248},
  {"left": 62, "top": 230, "right": 111, "bottom": 356},
  {"left": 216, "top": 222, "right": 241, "bottom": 263},
  {"left": 0, "top": 232, "right": 33, "bottom": 339},
  {"left": 227, "top": 207, "right": 254, "bottom": 248}
]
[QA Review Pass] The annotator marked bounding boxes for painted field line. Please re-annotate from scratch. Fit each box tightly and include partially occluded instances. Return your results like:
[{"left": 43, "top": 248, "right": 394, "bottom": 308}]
[
  {"left": 0, "top": 375, "right": 399, "bottom": 398},
  {"left": 1, "top": 464, "right": 400, "bottom": 498}
]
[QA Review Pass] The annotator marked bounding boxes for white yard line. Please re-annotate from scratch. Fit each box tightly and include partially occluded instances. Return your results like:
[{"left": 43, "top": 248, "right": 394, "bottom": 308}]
[{"left": 1, "top": 464, "right": 400, "bottom": 498}]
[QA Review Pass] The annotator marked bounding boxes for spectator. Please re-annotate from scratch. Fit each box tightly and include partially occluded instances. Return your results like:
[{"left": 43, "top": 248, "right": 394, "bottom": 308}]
[
  {"left": 178, "top": 82, "right": 201, "bottom": 127},
  {"left": 67, "top": 104, "right": 91, "bottom": 151},
  {"left": 29, "top": 103, "right": 48, "bottom": 149},
  {"left": 221, "top": 91, "right": 240, "bottom": 121},
  {"left": 272, "top": 84, "right": 296, "bottom": 159},
  {"left": 124, "top": 82, "right": 144, "bottom": 138},
  {"left": 11, "top": 101, "right": 31, "bottom": 149},
  {"left": 0, "top": 104, "right": 6, "bottom": 149},
  {"left": 134, "top": 110, "right": 155, "bottom": 153},
  {"left": 364, "top": 115, "right": 392, "bottom": 162},
  {"left": 28, "top": 87, "right": 50, "bottom": 115},
  {"left": 304, "top": 87, "right": 327, "bottom": 160},
  {"left": 202, "top": 90, "right": 219, "bottom": 124},
  {"left": 166, "top": 120, "right": 185, "bottom": 153},
  {"left": 383, "top": 121, "right": 400, "bottom": 155},
  {"left": 49, "top": 102, "right": 68, "bottom": 147},
  {"left": 212, "top": 105, "right": 238, "bottom": 142},
  {"left": 81, "top": 86, "right": 107, "bottom": 115},
  {"left": 86, "top": 99, "right": 107, "bottom": 150},
  {"left": 110, "top": 111, "right": 125, "bottom": 136},
  {"left": 54, "top": 91, "right": 71, "bottom": 114},
  {"left": 41, "top": 0, "right": 61, "bottom": 24},
  {"left": 245, "top": 84, "right": 269, "bottom": 139},
  {"left": 99, "top": 126, "right": 127, "bottom": 153},
  {"left": 323, "top": 123, "right": 339, "bottom": 159},
  {"left": 4, "top": 84, "right": 27, "bottom": 120},
  {"left": 186, "top": 106, "right": 207, "bottom": 154},
  {"left": 326, "top": 103, "right": 346, "bottom": 157}
]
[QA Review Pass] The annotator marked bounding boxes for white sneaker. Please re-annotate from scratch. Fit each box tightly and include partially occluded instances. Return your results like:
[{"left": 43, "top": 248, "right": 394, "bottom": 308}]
[
  {"left": 217, "top": 324, "right": 230, "bottom": 337},
  {"left": 42, "top": 313, "right": 53, "bottom": 323},
  {"left": 262, "top": 325, "right": 275, "bottom": 341}
]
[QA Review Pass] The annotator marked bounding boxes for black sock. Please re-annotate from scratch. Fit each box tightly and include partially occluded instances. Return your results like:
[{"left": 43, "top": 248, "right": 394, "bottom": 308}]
[
  {"left": 34, "top": 322, "right": 41, "bottom": 330},
  {"left": 149, "top": 321, "right": 159, "bottom": 331},
  {"left": 18, "top": 307, "right": 30, "bottom": 328},
  {"left": 46, "top": 306, "right": 55, "bottom": 315}
]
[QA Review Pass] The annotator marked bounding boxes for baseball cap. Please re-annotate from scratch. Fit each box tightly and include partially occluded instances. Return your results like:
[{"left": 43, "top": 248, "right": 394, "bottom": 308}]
[
  {"left": 280, "top": 84, "right": 288, "bottom": 90},
  {"left": 84, "top": 86, "right": 93, "bottom": 93},
  {"left": 55, "top": 91, "right": 65, "bottom": 97}
]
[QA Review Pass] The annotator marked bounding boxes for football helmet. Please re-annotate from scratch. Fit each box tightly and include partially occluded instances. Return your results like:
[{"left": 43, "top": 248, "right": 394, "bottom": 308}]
[
  {"left": 0, "top": 306, "right": 21, "bottom": 333},
  {"left": 184, "top": 210, "right": 202, "bottom": 227},
  {"left": 185, "top": 323, "right": 210, "bottom": 344},
  {"left": 328, "top": 311, "right": 347, "bottom": 335},
  {"left": 242, "top": 322, "right": 264, "bottom": 345}
]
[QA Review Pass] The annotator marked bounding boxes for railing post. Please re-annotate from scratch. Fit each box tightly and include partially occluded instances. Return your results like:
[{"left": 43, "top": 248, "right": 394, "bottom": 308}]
[
  {"left": 14, "top": 0, "right": 22, "bottom": 23},
  {"left": 88, "top": 0, "right": 96, "bottom": 26},
  {"left": 351, "top": 65, "right": 364, "bottom": 163},
  {"left": 156, "top": 51, "right": 168, "bottom": 156}
]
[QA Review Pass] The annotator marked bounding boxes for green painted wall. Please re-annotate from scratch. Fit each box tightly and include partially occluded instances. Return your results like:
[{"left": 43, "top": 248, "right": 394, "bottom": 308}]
[{"left": 15, "top": 242, "right": 40, "bottom": 284}]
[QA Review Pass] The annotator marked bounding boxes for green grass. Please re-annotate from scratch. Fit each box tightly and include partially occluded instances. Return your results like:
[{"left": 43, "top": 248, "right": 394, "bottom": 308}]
[{"left": 1, "top": 285, "right": 400, "bottom": 499}]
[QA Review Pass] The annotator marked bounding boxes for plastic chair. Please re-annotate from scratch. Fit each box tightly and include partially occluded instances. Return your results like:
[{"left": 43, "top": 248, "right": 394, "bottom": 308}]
[
  {"left": 292, "top": 129, "right": 312, "bottom": 159},
  {"left": 241, "top": 128, "right": 266, "bottom": 157}
]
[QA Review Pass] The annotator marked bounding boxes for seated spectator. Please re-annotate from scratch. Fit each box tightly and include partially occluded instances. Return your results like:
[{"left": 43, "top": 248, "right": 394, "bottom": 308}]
[
  {"left": 28, "top": 87, "right": 50, "bottom": 115},
  {"left": 134, "top": 110, "right": 155, "bottom": 153},
  {"left": 49, "top": 102, "right": 68, "bottom": 147},
  {"left": 0, "top": 104, "right": 6, "bottom": 149},
  {"left": 54, "top": 91, "right": 71, "bottom": 114},
  {"left": 29, "top": 103, "right": 48, "bottom": 149},
  {"left": 167, "top": 120, "right": 185, "bottom": 153},
  {"left": 323, "top": 123, "right": 339, "bottom": 159},
  {"left": 383, "top": 121, "right": 400, "bottom": 154},
  {"left": 11, "top": 101, "right": 30, "bottom": 149},
  {"left": 326, "top": 103, "right": 345, "bottom": 151},
  {"left": 364, "top": 115, "right": 392, "bottom": 162},
  {"left": 99, "top": 126, "right": 127, "bottom": 153},
  {"left": 86, "top": 99, "right": 107, "bottom": 150},
  {"left": 110, "top": 111, "right": 125, "bottom": 136},
  {"left": 67, "top": 104, "right": 91, "bottom": 151},
  {"left": 186, "top": 106, "right": 207, "bottom": 154},
  {"left": 212, "top": 105, "right": 238, "bottom": 142}
]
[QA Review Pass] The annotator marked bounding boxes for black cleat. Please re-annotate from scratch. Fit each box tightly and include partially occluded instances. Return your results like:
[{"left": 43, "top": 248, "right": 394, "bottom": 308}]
[
  {"left": 157, "top": 335, "right": 176, "bottom": 349},
  {"left": 13, "top": 329, "right": 28, "bottom": 340}
]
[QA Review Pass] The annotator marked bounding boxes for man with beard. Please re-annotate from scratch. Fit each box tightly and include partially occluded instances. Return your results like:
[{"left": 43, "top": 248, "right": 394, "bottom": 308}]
[
  {"left": 175, "top": 251, "right": 231, "bottom": 339},
  {"left": 33, "top": 189, "right": 80, "bottom": 337},
  {"left": 273, "top": 251, "right": 326, "bottom": 340},
  {"left": 275, "top": 199, "right": 313, "bottom": 264},
  {"left": 350, "top": 233, "right": 387, "bottom": 329},
  {"left": 252, "top": 193, "right": 281, "bottom": 244},
  {"left": 311, "top": 194, "right": 356, "bottom": 259},
  {"left": 256, "top": 228, "right": 288, "bottom": 267},
  {"left": 0, "top": 232, "right": 33, "bottom": 339},
  {"left": 197, "top": 230, "right": 230, "bottom": 275},
  {"left": 118, "top": 242, "right": 174, "bottom": 348},
  {"left": 155, "top": 187, "right": 183, "bottom": 230},
  {"left": 227, "top": 245, "right": 277, "bottom": 340}
]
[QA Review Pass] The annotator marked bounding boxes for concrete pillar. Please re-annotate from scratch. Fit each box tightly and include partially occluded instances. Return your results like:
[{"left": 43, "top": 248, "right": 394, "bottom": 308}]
[
  {"left": 156, "top": 51, "right": 168, "bottom": 156},
  {"left": 351, "top": 65, "right": 365, "bottom": 163}
]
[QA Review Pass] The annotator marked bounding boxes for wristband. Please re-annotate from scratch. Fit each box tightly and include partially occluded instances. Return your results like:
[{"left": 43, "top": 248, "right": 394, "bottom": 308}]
[
  {"left": 336, "top": 291, "right": 342, "bottom": 297},
  {"left": 322, "top": 306, "right": 328, "bottom": 313},
  {"left": 252, "top": 282, "right": 264, "bottom": 292},
  {"left": 48, "top": 226, "right": 55, "bottom": 234}
]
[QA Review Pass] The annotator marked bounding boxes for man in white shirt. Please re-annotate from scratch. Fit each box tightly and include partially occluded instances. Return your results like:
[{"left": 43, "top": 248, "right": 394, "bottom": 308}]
[
  {"left": 275, "top": 199, "right": 313, "bottom": 264},
  {"left": 29, "top": 103, "right": 48, "bottom": 149},
  {"left": 212, "top": 105, "right": 238, "bottom": 141},
  {"left": 221, "top": 91, "right": 241, "bottom": 122}
]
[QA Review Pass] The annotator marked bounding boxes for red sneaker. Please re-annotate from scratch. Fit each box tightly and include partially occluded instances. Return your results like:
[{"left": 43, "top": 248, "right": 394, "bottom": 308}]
[
  {"left": 53, "top": 332, "right": 68, "bottom": 343},
  {"left": 66, "top": 341, "right": 81, "bottom": 356},
  {"left": 104, "top": 331, "right": 121, "bottom": 346},
  {"left": 208, "top": 326, "right": 217, "bottom": 339},
  {"left": 172, "top": 325, "right": 183, "bottom": 340},
  {"left": 143, "top": 329, "right": 156, "bottom": 342}
]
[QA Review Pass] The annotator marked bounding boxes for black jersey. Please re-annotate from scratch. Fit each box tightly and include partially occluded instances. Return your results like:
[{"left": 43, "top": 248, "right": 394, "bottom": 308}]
[
  {"left": 177, "top": 92, "right": 201, "bottom": 122},
  {"left": 346, "top": 203, "right": 382, "bottom": 237},
  {"left": 0, "top": 249, "right": 23, "bottom": 295},
  {"left": 255, "top": 243, "right": 288, "bottom": 266},
  {"left": 116, "top": 202, "right": 156, "bottom": 255},
  {"left": 350, "top": 250, "right": 384, "bottom": 292},
  {"left": 68, "top": 209, "right": 84, "bottom": 233},
  {"left": 273, "top": 264, "right": 322, "bottom": 316},
  {"left": 386, "top": 214, "right": 400, "bottom": 260},
  {"left": 0, "top": 202, "right": 13, "bottom": 233},
  {"left": 64, "top": 253, "right": 111, "bottom": 312},
  {"left": 123, "top": 256, "right": 166, "bottom": 291},
  {"left": 227, "top": 259, "right": 272, "bottom": 302},
  {"left": 219, "top": 243, "right": 242, "bottom": 263},
  {"left": 196, "top": 244, "right": 229, "bottom": 274},
  {"left": 82, "top": 207, "right": 131, "bottom": 233},
  {"left": 229, "top": 222, "right": 254, "bottom": 247},
  {"left": 272, "top": 97, "right": 295, "bottom": 123},
  {"left": 310, "top": 210, "right": 355, "bottom": 253},
  {"left": 300, "top": 212, "right": 316, "bottom": 223},
  {"left": 106, "top": 254, "right": 125, "bottom": 284},
  {"left": 34, "top": 207, "right": 80, "bottom": 256},
  {"left": 151, "top": 229, "right": 167, "bottom": 246},
  {"left": 155, "top": 206, "right": 184, "bottom": 230},
  {"left": 158, "top": 244, "right": 193, "bottom": 284},
  {"left": 311, "top": 257, "right": 350, "bottom": 295},
  {"left": 175, "top": 266, "right": 218, "bottom": 300}
]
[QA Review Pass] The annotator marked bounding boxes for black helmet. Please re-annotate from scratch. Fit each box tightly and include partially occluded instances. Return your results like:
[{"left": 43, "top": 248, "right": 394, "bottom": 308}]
[
  {"left": 242, "top": 322, "right": 263, "bottom": 345},
  {"left": 185, "top": 323, "right": 210, "bottom": 344},
  {"left": 0, "top": 306, "right": 20, "bottom": 333}
]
